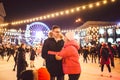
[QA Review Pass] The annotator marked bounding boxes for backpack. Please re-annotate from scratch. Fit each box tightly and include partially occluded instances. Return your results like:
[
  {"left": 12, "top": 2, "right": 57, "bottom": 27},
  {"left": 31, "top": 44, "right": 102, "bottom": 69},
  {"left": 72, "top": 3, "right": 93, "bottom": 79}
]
[{"left": 101, "top": 48, "right": 109, "bottom": 61}]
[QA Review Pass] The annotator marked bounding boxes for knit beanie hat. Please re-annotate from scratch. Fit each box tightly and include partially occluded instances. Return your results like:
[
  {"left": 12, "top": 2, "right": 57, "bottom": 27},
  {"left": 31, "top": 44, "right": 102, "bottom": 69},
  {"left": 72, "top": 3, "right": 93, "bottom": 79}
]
[
  {"left": 65, "top": 31, "right": 75, "bottom": 41},
  {"left": 37, "top": 67, "right": 50, "bottom": 80},
  {"left": 20, "top": 67, "right": 50, "bottom": 80}
]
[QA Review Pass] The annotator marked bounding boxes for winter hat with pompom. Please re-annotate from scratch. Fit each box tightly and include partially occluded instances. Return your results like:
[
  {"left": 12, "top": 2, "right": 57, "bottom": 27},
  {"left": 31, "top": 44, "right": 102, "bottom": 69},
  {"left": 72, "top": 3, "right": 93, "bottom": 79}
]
[{"left": 65, "top": 31, "right": 75, "bottom": 41}]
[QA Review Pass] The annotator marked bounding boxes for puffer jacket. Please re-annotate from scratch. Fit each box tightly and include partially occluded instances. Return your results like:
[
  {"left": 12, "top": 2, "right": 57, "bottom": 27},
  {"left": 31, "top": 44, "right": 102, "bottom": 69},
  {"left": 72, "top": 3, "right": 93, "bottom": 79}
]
[{"left": 49, "top": 40, "right": 81, "bottom": 74}]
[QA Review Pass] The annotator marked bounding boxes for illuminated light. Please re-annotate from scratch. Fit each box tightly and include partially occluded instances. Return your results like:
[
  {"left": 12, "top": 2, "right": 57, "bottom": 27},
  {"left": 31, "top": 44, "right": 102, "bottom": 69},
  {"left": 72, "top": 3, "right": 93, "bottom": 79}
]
[
  {"left": 96, "top": 2, "right": 100, "bottom": 6},
  {"left": 26, "top": 20, "right": 30, "bottom": 23},
  {"left": 51, "top": 14, "right": 55, "bottom": 17},
  {"left": 25, "top": 22, "right": 50, "bottom": 46},
  {"left": 89, "top": 4, "right": 93, "bottom": 8},
  {"left": 18, "top": 22, "right": 21, "bottom": 24},
  {"left": 76, "top": 7, "right": 80, "bottom": 11},
  {"left": 75, "top": 20, "right": 78, "bottom": 23},
  {"left": 116, "top": 29, "right": 120, "bottom": 34},
  {"left": 65, "top": 10, "right": 69, "bottom": 14},
  {"left": 99, "top": 38, "right": 105, "bottom": 43},
  {"left": 70, "top": 9, "right": 75, "bottom": 13},
  {"left": 55, "top": 12, "right": 59, "bottom": 16},
  {"left": 4, "top": 28, "right": 7, "bottom": 31},
  {"left": 35, "top": 18, "right": 39, "bottom": 20},
  {"left": 14, "top": 22, "right": 17, "bottom": 24},
  {"left": 107, "top": 28, "right": 113, "bottom": 35},
  {"left": 116, "top": 38, "right": 120, "bottom": 42},
  {"left": 20, "top": 21, "right": 23, "bottom": 24},
  {"left": 1, "top": 0, "right": 115, "bottom": 26},
  {"left": 60, "top": 11, "right": 64, "bottom": 15},
  {"left": 30, "top": 19, "right": 33, "bottom": 22},
  {"left": 11, "top": 22, "right": 15, "bottom": 25},
  {"left": 117, "top": 23, "right": 120, "bottom": 26},
  {"left": 103, "top": 0, "right": 107, "bottom": 4},
  {"left": 82, "top": 6, "right": 86, "bottom": 10},
  {"left": 47, "top": 15, "right": 50, "bottom": 18},
  {"left": 108, "top": 38, "right": 114, "bottom": 43},
  {"left": 32, "top": 18, "right": 35, "bottom": 21},
  {"left": 99, "top": 28, "right": 105, "bottom": 34},
  {"left": 12, "top": 22, "right": 15, "bottom": 25},
  {"left": 43, "top": 16, "right": 47, "bottom": 19},
  {"left": 39, "top": 17, "right": 43, "bottom": 20},
  {"left": 23, "top": 20, "right": 27, "bottom": 23},
  {"left": 111, "top": 0, "right": 115, "bottom": 2},
  {"left": 17, "top": 22, "right": 20, "bottom": 24}
]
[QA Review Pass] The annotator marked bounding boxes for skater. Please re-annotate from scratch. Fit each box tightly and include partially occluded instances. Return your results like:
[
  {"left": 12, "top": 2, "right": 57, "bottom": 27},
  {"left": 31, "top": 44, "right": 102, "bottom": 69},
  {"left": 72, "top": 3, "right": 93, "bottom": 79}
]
[
  {"left": 100, "top": 43, "right": 112, "bottom": 77},
  {"left": 30, "top": 46, "right": 37, "bottom": 68},
  {"left": 17, "top": 43, "right": 27, "bottom": 80}
]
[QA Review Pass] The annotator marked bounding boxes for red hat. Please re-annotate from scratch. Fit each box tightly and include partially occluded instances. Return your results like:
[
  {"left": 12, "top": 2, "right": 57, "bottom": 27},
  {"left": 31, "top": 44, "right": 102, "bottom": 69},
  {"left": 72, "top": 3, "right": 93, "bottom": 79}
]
[
  {"left": 37, "top": 67, "right": 50, "bottom": 80},
  {"left": 65, "top": 31, "right": 75, "bottom": 41}
]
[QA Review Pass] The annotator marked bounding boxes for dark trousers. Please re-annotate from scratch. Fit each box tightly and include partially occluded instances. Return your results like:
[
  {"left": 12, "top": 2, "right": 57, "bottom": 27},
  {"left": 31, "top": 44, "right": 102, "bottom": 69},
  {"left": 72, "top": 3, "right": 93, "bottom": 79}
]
[
  {"left": 83, "top": 57, "right": 88, "bottom": 63},
  {"left": 7, "top": 54, "right": 14, "bottom": 62},
  {"left": 13, "top": 62, "right": 17, "bottom": 71},
  {"left": 110, "top": 58, "right": 115, "bottom": 68},
  {"left": 17, "top": 65, "right": 26, "bottom": 80},
  {"left": 91, "top": 54, "right": 97, "bottom": 63},
  {"left": 50, "top": 75, "right": 64, "bottom": 80},
  {"left": 101, "top": 64, "right": 111, "bottom": 72},
  {"left": 68, "top": 74, "right": 80, "bottom": 80}
]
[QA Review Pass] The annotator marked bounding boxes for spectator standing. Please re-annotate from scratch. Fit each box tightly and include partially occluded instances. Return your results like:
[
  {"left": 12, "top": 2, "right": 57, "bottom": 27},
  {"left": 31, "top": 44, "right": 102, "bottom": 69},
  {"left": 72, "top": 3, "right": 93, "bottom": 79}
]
[
  {"left": 42, "top": 25, "right": 64, "bottom": 80},
  {"left": 17, "top": 43, "right": 27, "bottom": 80},
  {"left": 48, "top": 32, "right": 81, "bottom": 80}
]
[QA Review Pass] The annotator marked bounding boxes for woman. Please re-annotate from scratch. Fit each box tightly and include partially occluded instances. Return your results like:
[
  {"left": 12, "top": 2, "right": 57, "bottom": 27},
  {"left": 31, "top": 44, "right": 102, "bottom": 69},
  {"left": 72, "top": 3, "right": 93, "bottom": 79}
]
[
  {"left": 48, "top": 32, "right": 81, "bottom": 80},
  {"left": 100, "top": 43, "right": 111, "bottom": 77}
]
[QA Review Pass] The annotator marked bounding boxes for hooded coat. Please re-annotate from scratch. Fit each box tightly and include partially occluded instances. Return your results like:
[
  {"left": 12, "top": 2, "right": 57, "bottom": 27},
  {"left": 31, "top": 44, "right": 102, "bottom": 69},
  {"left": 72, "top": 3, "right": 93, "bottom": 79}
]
[{"left": 49, "top": 40, "right": 81, "bottom": 74}]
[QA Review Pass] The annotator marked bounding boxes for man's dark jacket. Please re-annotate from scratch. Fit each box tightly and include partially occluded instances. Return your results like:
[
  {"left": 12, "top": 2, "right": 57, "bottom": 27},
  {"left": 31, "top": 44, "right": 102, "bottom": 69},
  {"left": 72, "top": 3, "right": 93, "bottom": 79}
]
[{"left": 42, "top": 38, "right": 64, "bottom": 76}]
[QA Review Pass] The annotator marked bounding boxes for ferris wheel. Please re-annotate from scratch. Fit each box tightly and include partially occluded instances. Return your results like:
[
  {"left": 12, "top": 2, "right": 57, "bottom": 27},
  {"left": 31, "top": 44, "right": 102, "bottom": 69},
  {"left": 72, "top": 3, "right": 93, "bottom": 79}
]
[{"left": 25, "top": 22, "right": 50, "bottom": 46}]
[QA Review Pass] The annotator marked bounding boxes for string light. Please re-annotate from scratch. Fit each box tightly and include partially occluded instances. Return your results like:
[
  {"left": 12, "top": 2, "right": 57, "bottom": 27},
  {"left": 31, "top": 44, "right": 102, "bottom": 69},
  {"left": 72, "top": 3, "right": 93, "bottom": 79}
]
[
  {"left": 96, "top": 2, "right": 100, "bottom": 6},
  {"left": 111, "top": 0, "right": 116, "bottom": 2},
  {"left": 0, "top": 0, "right": 117, "bottom": 27},
  {"left": 70, "top": 9, "right": 75, "bottom": 13},
  {"left": 103, "top": 0, "right": 107, "bottom": 4},
  {"left": 65, "top": 10, "right": 69, "bottom": 14},
  {"left": 76, "top": 7, "right": 80, "bottom": 11},
  {"left": 89, "top": 4, "right": 93, "bottom": 8},
  {"left": 0, "top": 23, "right": 9, "bottom": 27},
  {"left": 1, "top": 24, "right": 117, "bottom": 35},
  {"left": 82, "top": 6, "right": 86, "bottom": 10}
]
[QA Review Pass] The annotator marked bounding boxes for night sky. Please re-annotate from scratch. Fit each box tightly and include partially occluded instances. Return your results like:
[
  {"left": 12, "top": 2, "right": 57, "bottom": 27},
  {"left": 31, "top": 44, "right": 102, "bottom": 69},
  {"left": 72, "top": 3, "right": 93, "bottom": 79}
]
[{"left": 1, "top": 0, "right": 120, "bottom": 29}]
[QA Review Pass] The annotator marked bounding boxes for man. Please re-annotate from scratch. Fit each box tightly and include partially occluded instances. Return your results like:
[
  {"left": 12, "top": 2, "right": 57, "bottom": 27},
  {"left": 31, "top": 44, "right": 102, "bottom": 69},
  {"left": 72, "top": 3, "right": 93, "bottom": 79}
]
[{"left": 42, "top": 25, "right": 64, "bottom": 80}]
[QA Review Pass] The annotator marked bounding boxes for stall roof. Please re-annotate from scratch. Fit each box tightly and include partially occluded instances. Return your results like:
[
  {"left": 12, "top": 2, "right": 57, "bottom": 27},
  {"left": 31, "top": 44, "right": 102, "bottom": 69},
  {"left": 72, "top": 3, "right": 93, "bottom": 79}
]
[{"left": 77, "top": 21, "right": 118, "bottom": 29}]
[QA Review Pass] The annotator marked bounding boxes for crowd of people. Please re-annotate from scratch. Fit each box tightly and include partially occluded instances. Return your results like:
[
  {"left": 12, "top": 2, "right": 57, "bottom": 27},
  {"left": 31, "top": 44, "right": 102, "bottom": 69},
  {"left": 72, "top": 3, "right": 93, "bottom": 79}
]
[
  {"left": 81, "top": 40, "right": 120, "bottom": 77},
  {"left": 0, "top": 25, "right": 120, "bottom": 80}
]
